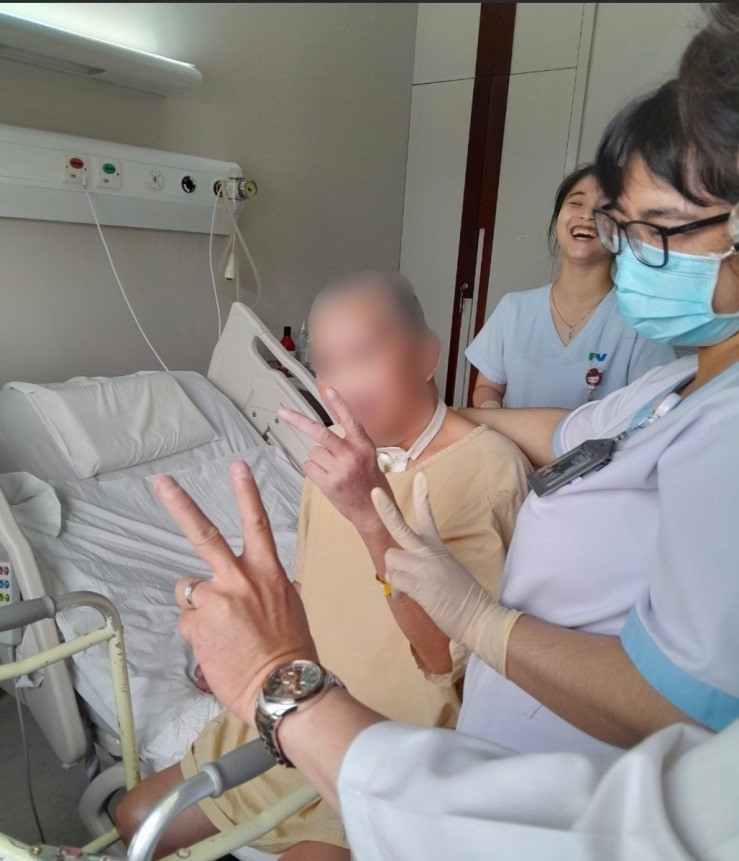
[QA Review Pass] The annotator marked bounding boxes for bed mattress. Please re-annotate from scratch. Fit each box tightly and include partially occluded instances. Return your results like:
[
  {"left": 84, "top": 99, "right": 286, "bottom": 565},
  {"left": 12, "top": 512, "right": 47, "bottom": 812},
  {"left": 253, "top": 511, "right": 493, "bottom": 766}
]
[{"left": 0, "top": 372, "right": 303, "bottom": 770}]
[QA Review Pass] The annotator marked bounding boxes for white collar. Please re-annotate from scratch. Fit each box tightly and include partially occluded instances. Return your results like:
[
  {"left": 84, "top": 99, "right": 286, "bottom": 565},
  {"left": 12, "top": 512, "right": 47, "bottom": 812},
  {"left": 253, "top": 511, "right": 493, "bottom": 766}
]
[{"left": 376, "top": 399, "right": 447, "bottom": 474}]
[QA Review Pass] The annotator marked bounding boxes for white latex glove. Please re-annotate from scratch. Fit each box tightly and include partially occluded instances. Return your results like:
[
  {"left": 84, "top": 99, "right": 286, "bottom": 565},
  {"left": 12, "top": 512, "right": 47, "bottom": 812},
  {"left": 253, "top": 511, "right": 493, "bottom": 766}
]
[{"left": 371, "top": 471, "right": 522, "bottom": 678}]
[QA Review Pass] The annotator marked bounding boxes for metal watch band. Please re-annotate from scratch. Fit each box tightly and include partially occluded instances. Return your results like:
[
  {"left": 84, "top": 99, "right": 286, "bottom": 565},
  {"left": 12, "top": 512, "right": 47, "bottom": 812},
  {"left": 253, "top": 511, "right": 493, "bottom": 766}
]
[
  {"left": 256, "top": 668, "right": 345, "bottom": 768},
  {"left": 255, "top": 702, "right": 296, "bottom": 767}
]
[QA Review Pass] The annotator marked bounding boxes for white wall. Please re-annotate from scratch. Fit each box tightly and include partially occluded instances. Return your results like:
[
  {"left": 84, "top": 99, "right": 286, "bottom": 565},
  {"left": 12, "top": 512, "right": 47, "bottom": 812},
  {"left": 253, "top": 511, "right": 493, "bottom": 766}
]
[
  {"left": 578, "top": 3, "right": 701, "bottom": 160},
  {"left": 0, "top": 3, "right": 417, "bottom": 383}
]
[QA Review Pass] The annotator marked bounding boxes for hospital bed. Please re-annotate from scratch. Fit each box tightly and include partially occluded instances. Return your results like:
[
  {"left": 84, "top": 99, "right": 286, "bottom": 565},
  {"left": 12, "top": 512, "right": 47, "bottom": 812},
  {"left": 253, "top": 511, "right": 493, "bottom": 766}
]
[{"left": 0, "top": 303, "right": 328, "bottom": 856}]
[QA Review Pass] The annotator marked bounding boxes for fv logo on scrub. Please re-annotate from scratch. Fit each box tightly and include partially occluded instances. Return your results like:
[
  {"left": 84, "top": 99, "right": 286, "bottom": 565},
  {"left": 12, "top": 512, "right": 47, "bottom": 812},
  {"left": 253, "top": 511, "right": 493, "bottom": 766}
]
[{"left": 588, "top": 352, "right": 608, "bottom": 362}]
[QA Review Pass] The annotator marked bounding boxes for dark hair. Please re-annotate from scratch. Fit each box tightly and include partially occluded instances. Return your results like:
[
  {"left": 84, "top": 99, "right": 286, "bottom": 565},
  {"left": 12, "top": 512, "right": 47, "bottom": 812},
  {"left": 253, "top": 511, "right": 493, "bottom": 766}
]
[
  {"left": 547, "top": 164, "right": 597, "bottom": 254},
  {"left": 678, "top": 3, "right": 739, "bottom": 198},
  {"left": 596, "top": 78, "right": 739, "bottom": 207}
]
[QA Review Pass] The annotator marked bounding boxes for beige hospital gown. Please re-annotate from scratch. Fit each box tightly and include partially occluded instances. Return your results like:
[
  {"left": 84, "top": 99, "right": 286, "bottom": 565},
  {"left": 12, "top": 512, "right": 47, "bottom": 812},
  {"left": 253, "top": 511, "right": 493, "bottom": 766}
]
[{"left": 181, "top": 425, "right": 529, "bottom": 852}]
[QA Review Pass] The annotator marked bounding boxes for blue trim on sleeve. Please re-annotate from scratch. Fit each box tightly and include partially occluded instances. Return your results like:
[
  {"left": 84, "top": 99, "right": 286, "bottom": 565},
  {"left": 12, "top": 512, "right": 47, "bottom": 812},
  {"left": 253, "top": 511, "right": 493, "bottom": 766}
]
[{"left": 621, "top": 606, "right": 739, "bottom": 731}]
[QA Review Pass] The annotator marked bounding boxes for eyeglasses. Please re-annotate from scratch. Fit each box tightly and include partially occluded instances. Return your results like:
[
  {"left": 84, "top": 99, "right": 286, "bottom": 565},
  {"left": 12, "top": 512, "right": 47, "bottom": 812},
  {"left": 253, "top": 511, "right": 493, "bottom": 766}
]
[{"left": 593, "top": 208, "right": 731, "bottom": 269}]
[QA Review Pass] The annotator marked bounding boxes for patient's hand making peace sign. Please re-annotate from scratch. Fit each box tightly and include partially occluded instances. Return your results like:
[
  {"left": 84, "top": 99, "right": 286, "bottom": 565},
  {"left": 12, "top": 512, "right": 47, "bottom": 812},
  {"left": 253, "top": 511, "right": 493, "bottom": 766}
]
[
  {"left": 278, "top": 386, "right": 392, "bottom": 532},
  {"left": 153, "top": 461, "right": 317, "bottom": 726}
]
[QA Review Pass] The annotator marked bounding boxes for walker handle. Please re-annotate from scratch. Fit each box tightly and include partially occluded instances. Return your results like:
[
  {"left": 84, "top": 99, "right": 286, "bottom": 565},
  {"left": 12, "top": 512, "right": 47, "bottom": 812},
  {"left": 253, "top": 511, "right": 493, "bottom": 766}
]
[
  {"left": 200, "top": 738, "right": 277, "bottom": 796},
  {"left": 128, "top": 740, "right": 277, "bottom": 861}
]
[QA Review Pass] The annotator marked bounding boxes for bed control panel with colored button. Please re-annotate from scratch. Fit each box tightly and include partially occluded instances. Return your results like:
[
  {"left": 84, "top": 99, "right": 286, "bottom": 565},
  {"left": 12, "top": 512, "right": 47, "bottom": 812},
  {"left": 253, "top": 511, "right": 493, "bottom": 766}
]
[{"left": 0, "top": 555, "right": 21, "bottom": 647}]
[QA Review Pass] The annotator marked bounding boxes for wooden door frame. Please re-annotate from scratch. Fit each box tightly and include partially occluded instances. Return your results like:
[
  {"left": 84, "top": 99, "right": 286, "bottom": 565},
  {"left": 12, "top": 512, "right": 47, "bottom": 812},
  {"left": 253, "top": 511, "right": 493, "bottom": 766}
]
[{"left": 444, "top": 3, "right": 517, "bottom": 405}]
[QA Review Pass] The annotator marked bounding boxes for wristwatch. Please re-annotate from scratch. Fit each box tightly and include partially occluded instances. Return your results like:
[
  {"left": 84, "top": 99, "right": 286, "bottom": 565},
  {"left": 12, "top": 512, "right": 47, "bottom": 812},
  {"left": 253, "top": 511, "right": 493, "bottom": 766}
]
[{"left": 255, "top": 659, "right": 345, "bottom": 767}]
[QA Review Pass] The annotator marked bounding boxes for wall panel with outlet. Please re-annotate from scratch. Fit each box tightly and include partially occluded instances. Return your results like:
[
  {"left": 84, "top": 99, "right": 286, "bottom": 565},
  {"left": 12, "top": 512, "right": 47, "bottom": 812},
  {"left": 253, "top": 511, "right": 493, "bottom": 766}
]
[{"left": 0, "top": 124, "right": 240, "bottom": 234}]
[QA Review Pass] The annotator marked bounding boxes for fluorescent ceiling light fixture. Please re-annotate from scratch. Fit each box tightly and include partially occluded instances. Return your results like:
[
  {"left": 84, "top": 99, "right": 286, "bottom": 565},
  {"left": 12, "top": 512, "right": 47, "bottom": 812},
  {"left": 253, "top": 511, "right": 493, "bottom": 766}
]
[{"left": 0, "top": 11, "right": 202, "bottom": 95}]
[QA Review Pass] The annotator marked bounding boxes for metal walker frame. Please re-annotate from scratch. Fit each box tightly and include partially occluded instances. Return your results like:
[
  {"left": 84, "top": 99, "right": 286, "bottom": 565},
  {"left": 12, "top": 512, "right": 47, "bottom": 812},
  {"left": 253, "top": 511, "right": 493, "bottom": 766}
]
[{"left": 0, "top": 592, "right": 318, "bottom": 861}]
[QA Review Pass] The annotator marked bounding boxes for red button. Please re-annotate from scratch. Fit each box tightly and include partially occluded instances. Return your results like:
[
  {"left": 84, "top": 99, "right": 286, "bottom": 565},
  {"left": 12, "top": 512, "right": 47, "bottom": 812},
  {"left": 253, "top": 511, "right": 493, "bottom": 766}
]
[{"left": 69, "top": 157, "right": 85, "bottom": 169}]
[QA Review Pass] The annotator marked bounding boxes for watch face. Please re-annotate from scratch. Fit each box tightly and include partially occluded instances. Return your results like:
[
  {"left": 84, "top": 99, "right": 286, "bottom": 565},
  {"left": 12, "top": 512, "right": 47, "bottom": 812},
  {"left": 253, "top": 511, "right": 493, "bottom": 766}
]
[{"left": 266, "top": 660, "right": 325, "bottom": 702}]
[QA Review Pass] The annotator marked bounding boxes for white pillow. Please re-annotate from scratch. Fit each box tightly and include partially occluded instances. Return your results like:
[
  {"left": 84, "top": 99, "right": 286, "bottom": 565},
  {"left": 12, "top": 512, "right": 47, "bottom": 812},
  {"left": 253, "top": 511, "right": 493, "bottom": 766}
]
[{"left": 6, "top": 372, "right": 217, "bottom": 478}]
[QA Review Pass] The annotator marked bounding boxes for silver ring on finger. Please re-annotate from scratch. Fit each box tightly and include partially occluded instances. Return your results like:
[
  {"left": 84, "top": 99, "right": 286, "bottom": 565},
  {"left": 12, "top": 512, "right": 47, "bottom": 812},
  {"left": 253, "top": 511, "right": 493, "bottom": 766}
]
[{"left": 184, "top": 578, "right": 206, "bottom": 608}]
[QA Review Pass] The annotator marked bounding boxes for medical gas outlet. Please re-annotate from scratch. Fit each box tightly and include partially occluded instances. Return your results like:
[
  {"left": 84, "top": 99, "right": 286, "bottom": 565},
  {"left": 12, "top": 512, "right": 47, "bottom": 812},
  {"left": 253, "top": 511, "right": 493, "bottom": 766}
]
[
  {"left": 214, "top": 176, "right": 257, "bottom": 200},
  {"left": 213, "top": 176, "right": 258, "bottom": 208}
]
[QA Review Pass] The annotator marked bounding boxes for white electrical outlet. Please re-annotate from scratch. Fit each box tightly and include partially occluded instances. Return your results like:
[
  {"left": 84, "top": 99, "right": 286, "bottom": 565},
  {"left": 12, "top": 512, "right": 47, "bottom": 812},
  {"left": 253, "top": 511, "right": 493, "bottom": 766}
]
[
  {"left": 92, "top": 156, "right": 122, "bottom": 190},
  {"left": 147, "top": 169, "right": 164, "bottom": 191},
  {"left": 64, "top": 154, "right": 87, "bottom": 184}
]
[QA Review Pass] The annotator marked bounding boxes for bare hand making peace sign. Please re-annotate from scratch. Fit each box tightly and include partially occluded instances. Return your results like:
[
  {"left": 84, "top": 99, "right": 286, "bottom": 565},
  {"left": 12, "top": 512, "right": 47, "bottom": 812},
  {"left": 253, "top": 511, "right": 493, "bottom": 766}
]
[
  {"left": 278, "top": 387, "right": 392, "bottom": 531},
  {"left": 153, "top": 460, "right": 318, "bottom": 726}
]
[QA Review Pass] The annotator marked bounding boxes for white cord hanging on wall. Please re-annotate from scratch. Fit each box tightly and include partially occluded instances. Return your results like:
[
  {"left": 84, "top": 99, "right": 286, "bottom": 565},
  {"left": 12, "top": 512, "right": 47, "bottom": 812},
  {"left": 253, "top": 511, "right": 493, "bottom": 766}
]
[
  {"left": 209, "top": 180, "right": 265, "bottom": 339},
  {"left": 85, "top": 172, "right": 264, "bottom": 368}
]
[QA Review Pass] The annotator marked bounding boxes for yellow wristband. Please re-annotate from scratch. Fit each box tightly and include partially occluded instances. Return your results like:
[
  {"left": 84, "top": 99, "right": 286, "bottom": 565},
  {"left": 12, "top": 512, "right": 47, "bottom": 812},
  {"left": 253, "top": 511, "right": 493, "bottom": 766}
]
[{"left": 375, "top": 573, "right": 393, "bottom": 597}]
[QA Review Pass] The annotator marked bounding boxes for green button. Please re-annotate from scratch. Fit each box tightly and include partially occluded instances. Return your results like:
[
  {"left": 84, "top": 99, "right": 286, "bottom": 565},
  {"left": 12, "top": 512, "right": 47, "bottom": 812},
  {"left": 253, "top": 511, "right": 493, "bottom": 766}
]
[{"left": 102, "top": 162, "right": 117, "bottom": 175}]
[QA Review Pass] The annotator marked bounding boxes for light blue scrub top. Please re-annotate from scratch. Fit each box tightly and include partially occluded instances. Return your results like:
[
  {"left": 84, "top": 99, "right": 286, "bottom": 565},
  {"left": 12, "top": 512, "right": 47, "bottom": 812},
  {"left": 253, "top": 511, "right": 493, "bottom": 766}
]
[{"left": 465, "top": 285, "right": 675, "bottom": 409}]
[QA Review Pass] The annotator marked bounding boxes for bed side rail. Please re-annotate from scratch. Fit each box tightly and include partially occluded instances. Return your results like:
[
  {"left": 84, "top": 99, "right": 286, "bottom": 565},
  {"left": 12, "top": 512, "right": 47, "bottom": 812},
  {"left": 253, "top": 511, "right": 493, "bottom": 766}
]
[
  {"left": 0, "top": 487, "right": 88, "bottom": 764},
  {"left": 208, "top": 302, "right": 330, "bottom": 470}
]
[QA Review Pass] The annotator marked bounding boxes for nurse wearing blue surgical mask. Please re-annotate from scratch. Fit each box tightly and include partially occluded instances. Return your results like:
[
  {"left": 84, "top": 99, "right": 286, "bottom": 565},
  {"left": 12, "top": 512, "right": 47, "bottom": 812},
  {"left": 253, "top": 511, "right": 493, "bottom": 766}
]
[
  {"left": 385, "top": 78, "right": 739, "bottom": 757},
  {"left": 594, "top": 201, "right": 739, "bottom": 349},
  {"left": 466, "top": 165, "right": 675, "bottom": 409}
]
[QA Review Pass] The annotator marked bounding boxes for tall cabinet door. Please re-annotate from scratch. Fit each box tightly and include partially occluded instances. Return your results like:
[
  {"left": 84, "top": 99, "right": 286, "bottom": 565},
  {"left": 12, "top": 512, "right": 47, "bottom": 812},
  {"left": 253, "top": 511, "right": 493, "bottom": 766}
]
[
  {"left": 400, "top": 4, "right": 592, "bottom": 402},
  {"left": 484, "top": 4, "right": 592, "bottom": 317},
  {"left": 399, "top": 3, "right": 480, "bottom": 391},
  {"left": 461, "top": 3, "right": 594, "bottom": 405},
  {"left": 400, "top": 3, "right": 595, "bottom": 403}
]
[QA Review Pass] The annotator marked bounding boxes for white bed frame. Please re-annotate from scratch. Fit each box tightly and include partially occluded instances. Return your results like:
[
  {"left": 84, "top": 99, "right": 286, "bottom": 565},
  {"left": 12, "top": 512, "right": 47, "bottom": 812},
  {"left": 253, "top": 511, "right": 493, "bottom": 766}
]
[
  {"left": 208, "top": 302, "right": 328, "bottom": 469},
  {"left": 0, "top": 301, "right": 328, "bottom": 839}
]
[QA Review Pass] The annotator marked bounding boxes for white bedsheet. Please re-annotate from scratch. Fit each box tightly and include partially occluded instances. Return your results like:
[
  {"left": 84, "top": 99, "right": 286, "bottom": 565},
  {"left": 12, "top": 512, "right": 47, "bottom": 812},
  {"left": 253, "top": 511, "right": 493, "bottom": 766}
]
[{"left": 11, "top": 446, "right": 302, "bottom": 769}]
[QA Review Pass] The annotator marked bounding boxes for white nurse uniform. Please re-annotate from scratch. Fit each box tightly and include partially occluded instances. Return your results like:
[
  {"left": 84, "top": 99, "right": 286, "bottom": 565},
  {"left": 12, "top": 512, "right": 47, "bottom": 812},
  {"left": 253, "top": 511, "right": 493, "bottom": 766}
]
[{"left": 459, "top": 355, "right": 739, "bottom": 752}]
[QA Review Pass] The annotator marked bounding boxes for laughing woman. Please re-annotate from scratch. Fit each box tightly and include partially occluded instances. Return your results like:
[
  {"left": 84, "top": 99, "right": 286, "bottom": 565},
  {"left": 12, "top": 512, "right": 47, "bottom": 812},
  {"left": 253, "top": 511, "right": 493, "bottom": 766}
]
[{"left": 467, "top": 165, "right": 675, "bottom": 409}]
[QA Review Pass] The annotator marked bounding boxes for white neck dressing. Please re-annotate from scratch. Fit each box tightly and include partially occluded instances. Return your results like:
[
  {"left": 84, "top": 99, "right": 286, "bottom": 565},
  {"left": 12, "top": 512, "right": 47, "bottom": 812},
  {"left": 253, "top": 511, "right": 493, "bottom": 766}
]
[{"left": 376, "top": 398, "right": 447, "bottom": 474}]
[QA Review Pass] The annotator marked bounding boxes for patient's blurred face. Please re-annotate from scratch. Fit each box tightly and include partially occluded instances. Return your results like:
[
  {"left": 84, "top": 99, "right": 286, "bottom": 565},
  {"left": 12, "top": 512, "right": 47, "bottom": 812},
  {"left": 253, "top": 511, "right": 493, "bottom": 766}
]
[{"left": 309, "top": 292, "right": 434, "bottom": 446}]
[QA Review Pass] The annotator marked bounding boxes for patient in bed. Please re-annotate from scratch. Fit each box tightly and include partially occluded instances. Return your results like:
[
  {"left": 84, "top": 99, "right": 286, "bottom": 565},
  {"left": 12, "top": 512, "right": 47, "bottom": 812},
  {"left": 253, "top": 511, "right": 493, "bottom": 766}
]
[{"left": 116, "top": 272, "right": 530, "bottom": 859}]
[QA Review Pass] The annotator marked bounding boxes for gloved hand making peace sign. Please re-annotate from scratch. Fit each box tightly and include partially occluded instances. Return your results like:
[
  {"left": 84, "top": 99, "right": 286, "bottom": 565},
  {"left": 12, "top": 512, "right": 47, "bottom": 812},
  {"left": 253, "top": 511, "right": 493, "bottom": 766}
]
[{"left": 371, "top": 472, "right": 522, "bottom": 678}]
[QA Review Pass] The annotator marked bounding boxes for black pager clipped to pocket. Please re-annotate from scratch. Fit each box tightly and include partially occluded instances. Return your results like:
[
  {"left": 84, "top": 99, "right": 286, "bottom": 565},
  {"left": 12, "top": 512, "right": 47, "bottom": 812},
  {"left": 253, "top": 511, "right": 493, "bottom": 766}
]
[{"left": 528, "top": 438, "right": 619, "bottom": 497}]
